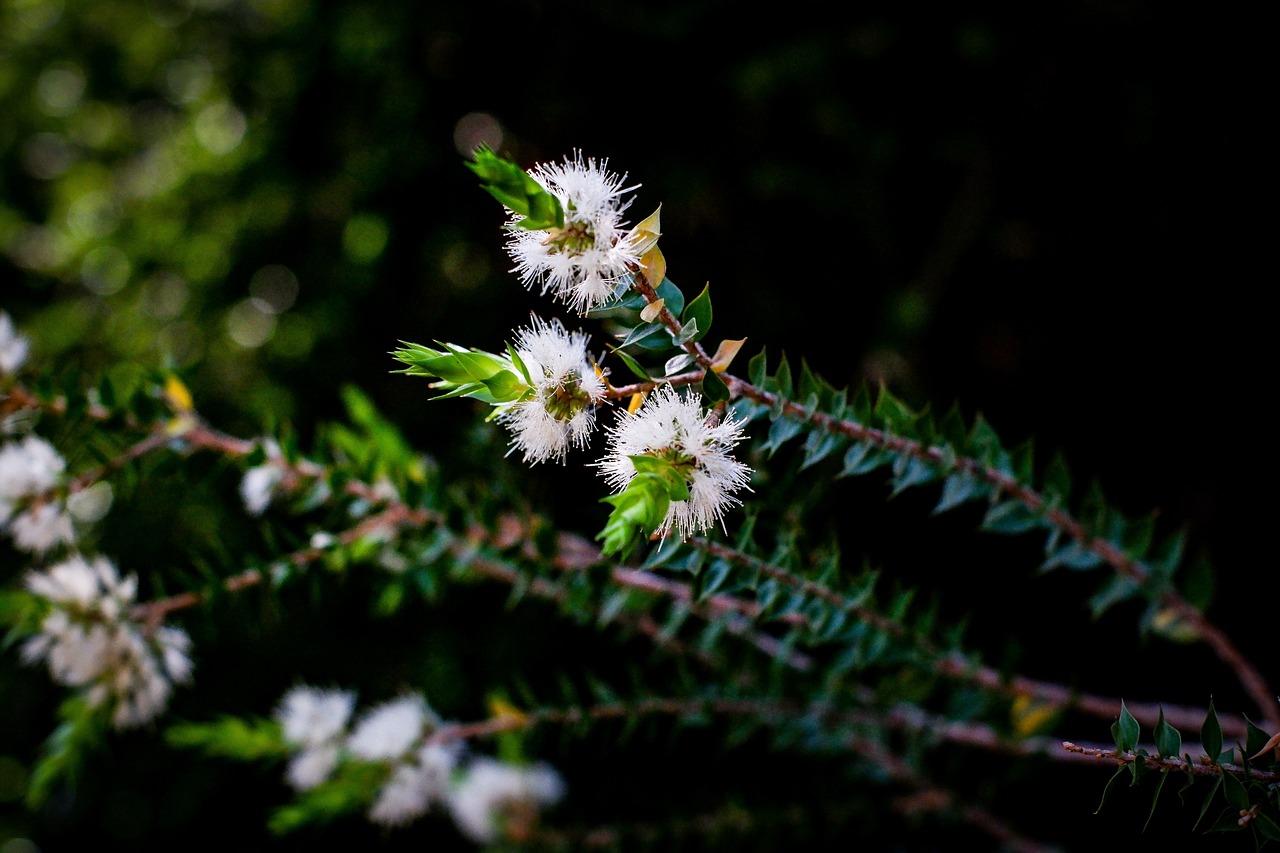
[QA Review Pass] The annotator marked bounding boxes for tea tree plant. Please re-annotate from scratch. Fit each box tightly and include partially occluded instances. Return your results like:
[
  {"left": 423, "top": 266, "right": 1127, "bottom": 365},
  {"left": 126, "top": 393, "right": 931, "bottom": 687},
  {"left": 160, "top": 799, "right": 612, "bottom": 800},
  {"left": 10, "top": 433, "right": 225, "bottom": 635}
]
[{"left": 1, "top": 148, "right": 1273, "bottom": 851}]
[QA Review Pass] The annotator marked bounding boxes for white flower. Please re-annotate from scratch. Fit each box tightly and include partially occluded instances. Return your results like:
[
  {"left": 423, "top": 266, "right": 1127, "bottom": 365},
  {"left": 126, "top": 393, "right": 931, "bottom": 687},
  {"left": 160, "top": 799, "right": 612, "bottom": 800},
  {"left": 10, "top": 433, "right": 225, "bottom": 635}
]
[
  {"left": 0, "top": 435, "right": 80, "bottom": 552},
  {"left": 503, "top": 151, "right": 642, "bottom": 312},
  {"left": 20, "top": 554, "right": 193, "bottom": 729},
  {"left": 278, "top": 685, "right": 356, "bottom": 746},
  {"left": 496, "top": 316, "right": 607, "bottom": 465},
  {"left": 366, "top": 742, "right": 461, "bottom": 827},
  {"left": 446, "top": 757, "right": 565, "bottom": 844},
  {"left": 0, "top": 311, "right": 30, "bottom": 375},
  {"left": 8, "top": 502, "right": 75, "bottom": 554},
  {"left": 0, "top": 435, "right": 66, "bottom": 516},
  {"left": 275, "top": 685, "right": 357, "bottom": 790},
  {"left": 596, "top": 385, "right": 753, "bottom": 539},
  {"left": 239, "top": 440, "right": 286, "bottom": 516},
  {"left": 347, "top": 694, "right": 435, "bottom": 761}
]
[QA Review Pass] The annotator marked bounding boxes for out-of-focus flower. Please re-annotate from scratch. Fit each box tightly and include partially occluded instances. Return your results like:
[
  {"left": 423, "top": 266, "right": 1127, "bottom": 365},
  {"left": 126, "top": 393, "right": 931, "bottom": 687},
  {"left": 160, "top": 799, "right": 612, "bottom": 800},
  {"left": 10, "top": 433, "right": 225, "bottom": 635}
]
[
  {"left": 0, "top": 435, "right": 78, "bottom": 554},
  {"left": 447, "top": 756, "right": 565, "bottom": 844},
  {"left": 0, "top": 311, "right": 30, "bottom": 375},
  {"left": 239, "top": 440, "right": 285, "bottom": 516},
  {"left": 20, "top": 554, "right": 194, "bottom": 728},
  {"left": 275, "top": 685, "right": 356, "bottom": 790},
  {"left": 347, "top": 694, "right": 435, "bottom": 761}
]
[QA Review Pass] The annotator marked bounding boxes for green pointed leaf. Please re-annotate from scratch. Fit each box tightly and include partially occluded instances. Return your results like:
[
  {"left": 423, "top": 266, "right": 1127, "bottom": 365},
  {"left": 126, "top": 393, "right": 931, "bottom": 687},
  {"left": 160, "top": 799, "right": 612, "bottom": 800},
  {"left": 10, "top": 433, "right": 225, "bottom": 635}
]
[
  {"left": 1041, "top": 450, "right": 1072, "bottom": 503},
  {"left": 763, "top": 415, "right": 803, "bottom": 455},
  {"left": 1088, "top": 575, "right": 1140, "bottom": 618},
  {"left": 1221, "top": 765, "right": 1249, "bottom": 810},
  {"left": 980, "top": 500, "right": 1041, "bottom": 535},
  {"left": 608, "top": 346, "right": 653, "bottom": 382},
  {"left": 934, "top": 471, "right": 986, "bottom": 513},
  {"left": 1202, "top": 700, "right": 1223, "bottom": 765},
  {"left": 1041, "top": 540, "right": 1103, "bottom": 571},
  {"left": 702, "top": 366, "right": 730, "bottom": 405},
  {"left": 680, "top": 281, "right": 712, "bottom": 343},
  {"left": 800, "top": 428, "right": 842, "bottom": 470},
  {"left": 1113, "top": 700, "right": 1140, "bottom": 752},
  {"left": 1094, "top": 765, "right": 1127, "bottom": 815},
  {"left": 889, "top": 455, "right": 936, "bottom": 496},
  {"left": 1245, "top": 715, "right": 1272, "bottom": 763},
  {"left": 467, "top": 145, "right": 564, "bottom": 229},
  {"left": 840, "top": 443, "right": 887, "bottom": 477},
  {"left": 1154, "top": 708, "right": 1181, "bottom": 758},
  {"left": 618, "top": 321, "right": 666, "bottom": 349},
  {"left": 1143, "top": 770, "right": 1169, "bottom": 832},
  {"left": 1191, "top": 775, "right": 1222, "bottom": 831},
  {"left": 1256, "top": 813, "right": 1280, "bottom": 842}
]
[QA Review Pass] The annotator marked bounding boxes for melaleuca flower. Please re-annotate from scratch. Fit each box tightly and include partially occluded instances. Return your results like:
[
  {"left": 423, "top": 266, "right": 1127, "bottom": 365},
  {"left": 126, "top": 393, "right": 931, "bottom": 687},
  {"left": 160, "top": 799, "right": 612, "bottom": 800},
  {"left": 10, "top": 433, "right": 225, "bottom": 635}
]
[
  {"left": 504, "top": 151, "right": 642, "bottom": 312},
  {"left": 447, "top": 756, "right": 565, "bottom": 844},
  {"left": 0, "top": 311, "right": 30, "bottom": 375},
  {"left": 368, "top": 741, "right": 460, "bottom": 827},
  {"left": 20, "top": 554, "right": 194, "bottom": 729},
  {"left": 597, "top": 385, "right": 753, "bottom": 539},
  {"left": 275, "top": 685, "right": 356, "bottom": 790},
  {"left": 0, "top": 434, "right": 77, "bottom": 554},
  {"left": 347, "top": 694, "right": 435, "bottom": 761},
  {"left": 238, "top": 440, "right": 284, "bottom": 516},
  {"left": 496, "top": 315, "right": 606, "bottom": 464}
]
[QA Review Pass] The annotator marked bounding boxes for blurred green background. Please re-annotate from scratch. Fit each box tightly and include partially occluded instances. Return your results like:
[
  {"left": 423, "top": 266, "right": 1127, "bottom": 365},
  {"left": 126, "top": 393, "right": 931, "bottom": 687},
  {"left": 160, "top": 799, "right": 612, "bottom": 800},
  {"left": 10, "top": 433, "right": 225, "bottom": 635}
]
[{"left": 1, "top": 0, "right": 1264, "bottom": 849}]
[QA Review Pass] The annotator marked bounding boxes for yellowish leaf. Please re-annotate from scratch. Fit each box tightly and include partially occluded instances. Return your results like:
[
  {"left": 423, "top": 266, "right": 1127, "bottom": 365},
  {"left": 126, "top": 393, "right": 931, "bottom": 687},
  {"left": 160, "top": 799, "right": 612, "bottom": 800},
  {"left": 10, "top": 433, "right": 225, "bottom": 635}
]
[
  {"left": 164, "top": 374, "right": 194, "bottom": 413},
  {"left": 1011, "top": 693, "right": 1059, "bottom": 737},
  {"left": 710, "top": 338, "right": 748, "bottom": 373},
  {"left": 640, "top": 244, "right": 666, "bottom": 290},
  {"left": 629, "top": 205, "right": 662, "bottom": 254},
  {"left": 1249, "top": 731, "right": 1280, "bottom": 761},
  {"left": 640, "top": 298, "right": 665, "bottom": 324},
  {"left": 487, "top": 696, "right": 529, "bottom": 726}
]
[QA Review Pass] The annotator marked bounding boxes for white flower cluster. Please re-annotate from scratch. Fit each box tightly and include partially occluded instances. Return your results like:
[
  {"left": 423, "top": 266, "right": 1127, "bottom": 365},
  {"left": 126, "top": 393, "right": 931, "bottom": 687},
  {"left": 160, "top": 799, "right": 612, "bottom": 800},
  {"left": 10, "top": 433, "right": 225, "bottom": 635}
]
[
  {"left": 0, "top": 310, "right": 31, "bottom": 376},
  {"left": 503, "top": 151, "right": 642, "bottom": 313},
  {"left": 597, "top": 384, "right": 753, "bottom": 539},
  {"left": 497, "top": 315, "right": 606, "bottom": 464},
  {"left": 276, "top": 686, "right": 564, "bottom": 843},
  {"left": 238, "top": 440, "right": 285, "bottom": 516},
  {"left": 20, "top": 554, "right": 194, "bottom": 729},
  {"left": 0, "top": 435, "right": 77, "bottom": 554}
]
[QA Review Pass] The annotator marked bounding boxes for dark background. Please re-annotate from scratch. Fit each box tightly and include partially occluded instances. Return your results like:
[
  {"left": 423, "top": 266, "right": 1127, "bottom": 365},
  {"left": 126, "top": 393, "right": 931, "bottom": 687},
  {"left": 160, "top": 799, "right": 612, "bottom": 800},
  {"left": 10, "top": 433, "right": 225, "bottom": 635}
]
[{"left": 1, "top": 1, "right": 1269, "bottom": 849}]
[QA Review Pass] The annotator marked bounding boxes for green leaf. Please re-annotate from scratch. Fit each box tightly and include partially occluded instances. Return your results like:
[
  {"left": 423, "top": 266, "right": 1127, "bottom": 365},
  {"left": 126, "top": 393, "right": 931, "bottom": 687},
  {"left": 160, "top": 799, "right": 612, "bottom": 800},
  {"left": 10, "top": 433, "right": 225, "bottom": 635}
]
[
  {"left": 1113, "top": 700, "right": 1140, "bottom": 752},
  {"left": 763, "top": 415, "right": 803, "bottom": 455},
  {"left": 467, "top": 145, "right": 564, "bottom": 229},
  {"left": 840, "top": 443, "right": 887, "bottom": 477},
  {"left": 980, "top": 500, "right": 1041, "bottom": 535},
  {"left": 934, "top": 471, "right": 986, "bottom": 513},
  {"left": 1153, "top": 708, "right": 1181, "bottom": 758},
  {"left": 618, "top": 321, "right": 666, "bottom": 350},
  {"left": 165, "top": 716, "right": 289, "bottom": 760},
  {"left": 598, "top": 473, "right": 673, "bottom": 559},
  {"left": 681, "top": 281, "right": 712, "bottom": 343},
  {"left": 701, "top": 366, "right": 730, "bottom": 405},
  {"left": 1202, "top": 700, "right": 1223, "bottom": 765},
  {"left": 1256, "top": 812, "right": 1280, "bottom": 842},
  {"left": 1143, "top": 770, "right": 1169, "bottom": 833},
  {"left": 1094, "top": 765, "right": 1127, "bottom": 814},
  {"left": 1244, "top": 715, "right": 1272, "bottom": 764},
  {"left": 889, "top": 455, "right": 936, "bottom": 496},
  {"left": 608, "top": 346, "right": 654, "bottom": 382},
  {"left": 479, "top": 370, "right": 526, "bottom": 402},
  {"left": 1192, "top": 775, "right": 1222, "bottom": 831},
  {"left": 1221, "top": 765, "right": 1249, "bottom": 810}
]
